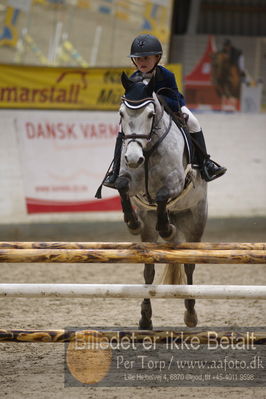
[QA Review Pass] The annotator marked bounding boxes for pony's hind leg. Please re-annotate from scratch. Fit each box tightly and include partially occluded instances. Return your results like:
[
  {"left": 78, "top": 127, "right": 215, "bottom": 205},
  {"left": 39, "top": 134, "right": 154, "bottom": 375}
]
[
  {"left": 184, "top": 263, "right": 198, "bottom": 327},
  {"left": 178, "top": 202, "right": 207, "bottom": 328},
  {"left": 139, "top": 211, "right": 158, "bottom": 330},
  {"left": 139, "top": 264, "right": 155, "bottom": 330}
]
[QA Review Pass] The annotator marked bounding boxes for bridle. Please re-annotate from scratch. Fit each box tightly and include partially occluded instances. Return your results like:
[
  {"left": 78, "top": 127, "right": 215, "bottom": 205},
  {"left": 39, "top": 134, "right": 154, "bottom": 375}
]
[
  {"left": 120, "top": 96, "right": 157, "bottom": 142},
  {"left": 120, "top": 96, "right": 172, "bottom": 204}
]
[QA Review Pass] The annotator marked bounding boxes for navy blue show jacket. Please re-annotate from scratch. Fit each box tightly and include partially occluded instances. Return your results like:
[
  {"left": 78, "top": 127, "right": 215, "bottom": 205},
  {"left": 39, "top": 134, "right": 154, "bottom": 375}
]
[{"left": 130, "top": 65, "right": 185, "bottom": 111}]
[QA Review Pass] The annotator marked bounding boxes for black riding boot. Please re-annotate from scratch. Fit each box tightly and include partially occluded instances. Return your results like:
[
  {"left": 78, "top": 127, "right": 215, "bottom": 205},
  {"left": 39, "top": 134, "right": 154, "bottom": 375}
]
[
  {"left": 192, "top": 130, "right": 227, "bottom": 182},
  {"left": 103, "top": 132, "right": 123, "bottom": 188}
]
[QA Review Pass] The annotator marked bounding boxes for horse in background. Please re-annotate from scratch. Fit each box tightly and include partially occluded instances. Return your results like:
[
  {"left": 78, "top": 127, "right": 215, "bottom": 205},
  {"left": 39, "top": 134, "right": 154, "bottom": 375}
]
[
  {"left": 115, "top": 73, "right": 208, "bottom": 330},
  {"left": 211, "top": 51, "right": 241, "bottom": 99}
]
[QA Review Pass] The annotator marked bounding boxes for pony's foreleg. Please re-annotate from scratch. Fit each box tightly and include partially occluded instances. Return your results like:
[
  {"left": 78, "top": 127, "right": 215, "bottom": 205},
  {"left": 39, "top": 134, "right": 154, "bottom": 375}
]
[
  {"left": 117, "top": 176, "right": 142, "bottom": 234},
  {"left": 139, "top": 264, "right": 155, "bottom": 330},
  {"left": 184, "top": 263, "right": 198, "bottom": 327},
  {"left": 120, "top": 193, "right": 142, "bottom": 234},
  {"left": 156, "top": 189, "right": 176, "bottom": 240}
]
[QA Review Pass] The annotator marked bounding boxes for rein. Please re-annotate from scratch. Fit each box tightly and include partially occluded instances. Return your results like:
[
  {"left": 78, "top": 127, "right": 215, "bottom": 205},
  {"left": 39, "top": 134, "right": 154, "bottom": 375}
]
[{"left": 143, "top": 115, "right": 172, "bottom": 204}]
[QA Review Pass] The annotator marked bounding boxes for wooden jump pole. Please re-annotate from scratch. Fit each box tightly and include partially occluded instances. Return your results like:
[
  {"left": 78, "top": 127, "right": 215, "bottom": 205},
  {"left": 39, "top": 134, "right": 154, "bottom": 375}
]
[
  {"left": 0, "top": 248, "right": 265, "bottom": 264},
  {"left": 0, "top": 328, "right": 265, "bottom": 344},
  {"left": 0, "top": 241, "right": 265, "bottom": 250},
  {"left": 0, "top": 284, "right": 266, "bottom": 299}
]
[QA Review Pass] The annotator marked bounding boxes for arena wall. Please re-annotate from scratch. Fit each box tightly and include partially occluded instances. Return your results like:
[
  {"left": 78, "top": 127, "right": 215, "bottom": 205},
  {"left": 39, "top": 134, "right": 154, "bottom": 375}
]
[{"left": 0, "top": 109, "right": 265, "bottom": 225}]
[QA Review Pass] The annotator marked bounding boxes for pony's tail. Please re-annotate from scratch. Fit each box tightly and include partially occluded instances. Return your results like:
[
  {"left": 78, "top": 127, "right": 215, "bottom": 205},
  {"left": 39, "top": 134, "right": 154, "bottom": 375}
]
[{"left": 160, "top": 263, "right": 186, "bottom": 285}]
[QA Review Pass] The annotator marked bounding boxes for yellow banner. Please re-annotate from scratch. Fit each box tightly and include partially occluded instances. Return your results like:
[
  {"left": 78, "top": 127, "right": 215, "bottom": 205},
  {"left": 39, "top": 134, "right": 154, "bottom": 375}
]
[{"left": 0, "top": 64, "right": 182, "bottom": 110}]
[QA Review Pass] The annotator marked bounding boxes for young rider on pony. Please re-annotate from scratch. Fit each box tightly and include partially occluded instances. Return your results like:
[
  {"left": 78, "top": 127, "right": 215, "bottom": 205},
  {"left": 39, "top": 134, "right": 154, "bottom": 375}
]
[{"left": 103, "top": 34, "right": 226, "bottom": 188}]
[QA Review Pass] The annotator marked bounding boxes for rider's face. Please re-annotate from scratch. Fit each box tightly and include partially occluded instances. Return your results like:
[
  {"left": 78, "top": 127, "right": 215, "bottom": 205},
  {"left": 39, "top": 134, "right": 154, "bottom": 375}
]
[{"left": 133, "top": 55, "right": 160, "bottom": 73}]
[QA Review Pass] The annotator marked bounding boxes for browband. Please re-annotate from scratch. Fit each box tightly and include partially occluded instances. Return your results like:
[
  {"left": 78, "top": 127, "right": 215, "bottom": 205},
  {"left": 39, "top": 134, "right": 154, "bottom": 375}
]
[{"left": 121, "top": 96, "right": 155, "bottom": 110}]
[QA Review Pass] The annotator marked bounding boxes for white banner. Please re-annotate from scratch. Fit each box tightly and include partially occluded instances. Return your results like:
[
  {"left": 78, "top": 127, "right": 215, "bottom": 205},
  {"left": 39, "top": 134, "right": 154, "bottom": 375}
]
[{"left": 15, "top": 110, "right": 121, "bottom": 213}]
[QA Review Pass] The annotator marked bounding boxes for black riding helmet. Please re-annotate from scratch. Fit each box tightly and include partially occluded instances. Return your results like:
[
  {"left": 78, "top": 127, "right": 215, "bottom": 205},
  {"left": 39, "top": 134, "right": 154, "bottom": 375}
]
[{"left": 129, "top": 34, "right": 163, "bottom": 58}]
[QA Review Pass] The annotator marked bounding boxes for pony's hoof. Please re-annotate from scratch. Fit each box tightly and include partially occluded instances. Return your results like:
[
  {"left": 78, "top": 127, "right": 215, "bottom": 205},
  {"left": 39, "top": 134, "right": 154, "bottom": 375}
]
[
  {"left": 139, "top": 319, "right": 153, "bottom": 330},
  {"left": 128, "top": 220, "right": 143, "bottom": 235},
  {"left": 161, "top": 224, "right": 176, "bottom": 241},
  {"left": 184, "top": 310, "right": 198, "bottom": 327}
]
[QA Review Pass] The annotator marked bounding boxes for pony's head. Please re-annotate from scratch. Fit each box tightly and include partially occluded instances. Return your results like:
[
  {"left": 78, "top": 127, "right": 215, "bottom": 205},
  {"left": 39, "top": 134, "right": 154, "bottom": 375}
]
[{"left": 119, "top": 72, "right": 161, "bottom": 169}]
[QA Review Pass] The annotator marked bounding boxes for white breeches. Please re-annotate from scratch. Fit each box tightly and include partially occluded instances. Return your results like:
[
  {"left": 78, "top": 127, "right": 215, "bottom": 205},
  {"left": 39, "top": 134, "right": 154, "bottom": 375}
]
[{"left": 181, "top": 106, "right": 201, "bottom": 133}]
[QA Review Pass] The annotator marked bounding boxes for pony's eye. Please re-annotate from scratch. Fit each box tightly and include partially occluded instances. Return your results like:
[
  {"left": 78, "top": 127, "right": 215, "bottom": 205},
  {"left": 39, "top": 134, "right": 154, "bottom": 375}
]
[
  {"left": 148, "top": 112, "right": 154, "bottom": 119},
  {"left": 120, "top": 111, "right": 124, "bottom": 118}
]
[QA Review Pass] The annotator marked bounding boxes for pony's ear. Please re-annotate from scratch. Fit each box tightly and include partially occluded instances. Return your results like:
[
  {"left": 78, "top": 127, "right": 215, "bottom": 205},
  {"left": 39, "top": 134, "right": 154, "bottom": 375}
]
[
  {"left": 146, "top": 75, "right": 155, "bottom": 96},
  {"left": 121, "top": 72, "right": 134, "bottom": 91}
]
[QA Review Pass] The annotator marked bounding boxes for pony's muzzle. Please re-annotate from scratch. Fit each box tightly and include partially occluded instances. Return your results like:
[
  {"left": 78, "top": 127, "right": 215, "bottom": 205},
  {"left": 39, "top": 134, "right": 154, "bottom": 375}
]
[
  {"left": 125, "top": 155, "right": 144, "bottom": 169},
  {"left": 125, "top": 140, "right": 145, "bottom": 169}
]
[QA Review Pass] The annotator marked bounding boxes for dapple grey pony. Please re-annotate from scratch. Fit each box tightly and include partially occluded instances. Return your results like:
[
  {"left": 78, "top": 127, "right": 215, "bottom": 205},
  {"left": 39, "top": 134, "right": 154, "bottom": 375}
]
[{"left": 115, "top": 73, "right": 208, "bottom": 329}]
